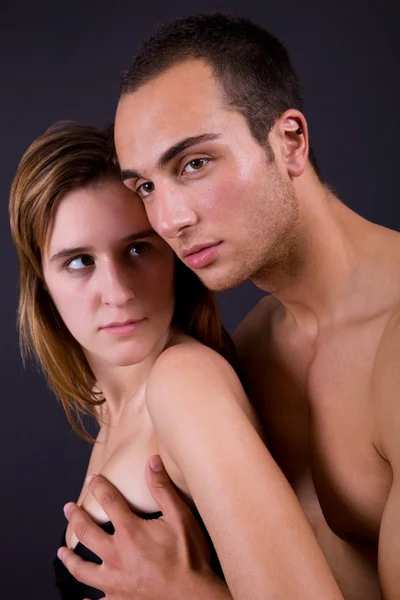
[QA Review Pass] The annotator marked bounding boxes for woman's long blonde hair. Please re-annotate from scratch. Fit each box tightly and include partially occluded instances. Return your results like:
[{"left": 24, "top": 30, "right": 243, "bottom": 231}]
[{"left": 9, "top": 121, "right": 235, "bottom": 439}]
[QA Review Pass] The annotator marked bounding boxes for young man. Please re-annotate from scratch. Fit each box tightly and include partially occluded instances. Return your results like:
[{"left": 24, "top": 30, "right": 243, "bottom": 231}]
[{"left": 58, "top": 14, "right": 400, "bottom": 599}]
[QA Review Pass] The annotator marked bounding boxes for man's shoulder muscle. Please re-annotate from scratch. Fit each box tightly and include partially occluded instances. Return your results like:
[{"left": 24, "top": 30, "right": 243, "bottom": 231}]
[
  {"left": 374, "top": 308, "right": 400, "bottom": 461},
  {"left": 233, "top": 295, "right": 278, "bottom": 356},
  {"left": 232, "top": 295, "right": 282, "bottom": 397},
  {"left": 374, "top": 308, "right": 400, "bottom": 599}
]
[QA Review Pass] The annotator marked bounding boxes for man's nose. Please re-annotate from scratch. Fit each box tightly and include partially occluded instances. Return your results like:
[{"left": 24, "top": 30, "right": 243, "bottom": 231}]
[{"left": 148, "top": 188, "right": 198, "bottom": 240}]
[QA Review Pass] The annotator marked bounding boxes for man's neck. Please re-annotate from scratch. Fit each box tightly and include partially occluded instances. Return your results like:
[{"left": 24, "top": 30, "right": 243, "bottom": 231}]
[{"left": 252, "top": 181, "right": 396, "bottom": 331}]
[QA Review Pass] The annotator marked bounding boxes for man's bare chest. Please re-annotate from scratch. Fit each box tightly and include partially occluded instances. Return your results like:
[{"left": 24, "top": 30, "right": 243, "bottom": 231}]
[{"left": 245, "top": 321, "right": 392, "bottom": 544}]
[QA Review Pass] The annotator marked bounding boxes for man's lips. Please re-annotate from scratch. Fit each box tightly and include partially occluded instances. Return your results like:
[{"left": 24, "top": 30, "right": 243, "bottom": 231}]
[{"left": 181, "top": 242, "right": 222, "bottom": 269}]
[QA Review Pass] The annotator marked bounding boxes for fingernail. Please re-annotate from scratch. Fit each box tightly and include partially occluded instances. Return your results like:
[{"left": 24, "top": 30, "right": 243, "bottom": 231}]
[
  {"left": 63, "top": 502, "right": 73, "bottom": 517},
  {"left": 57, "top": 547, "right": 65, "bottom": 561},
  {"left": 149, "top": 455, "right": 163, "bottom": 472},
  {"left": 85, "top": 474, "right": 95, "bottom": 485}
]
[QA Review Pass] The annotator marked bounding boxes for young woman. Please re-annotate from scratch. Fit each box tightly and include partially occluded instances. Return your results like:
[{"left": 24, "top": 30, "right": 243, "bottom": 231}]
[{"left": 9, "top": 122, "right": 303, "bottom": 600}]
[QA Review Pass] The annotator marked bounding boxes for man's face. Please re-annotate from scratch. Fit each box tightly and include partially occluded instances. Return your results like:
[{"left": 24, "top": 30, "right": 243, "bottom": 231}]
[{"left": 115, "top": 60, "right": 299, "bottom": 291}]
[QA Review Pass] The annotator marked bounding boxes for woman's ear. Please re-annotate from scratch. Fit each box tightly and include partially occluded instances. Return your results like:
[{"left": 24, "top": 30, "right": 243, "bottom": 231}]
[{"left": 269, "top": 110, "right": 309, "bottom": 177}]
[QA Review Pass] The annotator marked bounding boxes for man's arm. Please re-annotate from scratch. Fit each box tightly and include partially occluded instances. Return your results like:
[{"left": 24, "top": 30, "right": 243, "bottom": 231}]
[
  {"left": 58, "top": 458, "right": 232, "bottom": 600},
  {"left": 374, "top": 314, "right": 400, "bottom": 599}
]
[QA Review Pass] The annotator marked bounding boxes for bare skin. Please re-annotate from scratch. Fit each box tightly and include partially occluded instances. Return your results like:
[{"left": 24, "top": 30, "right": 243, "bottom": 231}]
[
  {"left": 63, "top": 464, "right": 232, "bottom": 600},
  {"left": 234, "top": 212, "right": 400, "bottom": 600},
  {"left": 52, "top": 164, "right": 340, "bottom": 600},
  {"left": 59, "top": 59, "right": 400, "bottom": 599}
]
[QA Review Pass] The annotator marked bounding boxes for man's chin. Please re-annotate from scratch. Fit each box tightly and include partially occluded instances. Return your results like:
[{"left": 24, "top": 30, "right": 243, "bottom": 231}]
[{"left": 195, "top": 267, "right": 248, "bottom": 292}]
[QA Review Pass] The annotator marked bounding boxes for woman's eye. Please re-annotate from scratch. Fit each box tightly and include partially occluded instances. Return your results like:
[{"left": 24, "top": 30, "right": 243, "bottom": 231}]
[
  {"left": 66, "top": 255, "right": 93, "bottom": 271},
  {"left": 128, "top": 242, "right": 151, "bottom": 257},
  {"left": 183, "top": 158, "right": 209, "bottom": 173},
  {"left": 136, "top": 181, "right": 154, "bottom": 198}
]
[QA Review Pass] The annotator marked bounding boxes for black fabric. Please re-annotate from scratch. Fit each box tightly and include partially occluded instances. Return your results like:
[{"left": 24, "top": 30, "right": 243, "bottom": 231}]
[{"left": 53, "top": 509, "right": 224, "bottom": 599}]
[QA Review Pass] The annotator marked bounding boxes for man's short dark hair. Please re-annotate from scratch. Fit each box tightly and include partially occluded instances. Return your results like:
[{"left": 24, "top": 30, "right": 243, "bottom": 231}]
[{"left": 121, "top": 12, "right": 321, "bottom": 178}]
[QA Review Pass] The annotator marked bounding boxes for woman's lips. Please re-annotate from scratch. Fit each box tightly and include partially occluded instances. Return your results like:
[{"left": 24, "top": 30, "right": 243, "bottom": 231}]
[{"left": 101, "top": 319, "right": 145, "bottom": 335}]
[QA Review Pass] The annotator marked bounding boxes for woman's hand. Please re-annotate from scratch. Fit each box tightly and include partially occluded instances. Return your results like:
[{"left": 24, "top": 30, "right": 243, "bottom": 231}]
[{"left": 57, "top": 456, "right": 231, "bottom": 600}]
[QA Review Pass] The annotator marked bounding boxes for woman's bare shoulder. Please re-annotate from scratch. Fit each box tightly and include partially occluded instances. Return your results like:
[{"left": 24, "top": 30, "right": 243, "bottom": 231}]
[
  {"left": 147, "top": 332, "right": 262, "bottom": 436},
  {"left": 151, "top": 333, "right": 238, "bottom": 389}
]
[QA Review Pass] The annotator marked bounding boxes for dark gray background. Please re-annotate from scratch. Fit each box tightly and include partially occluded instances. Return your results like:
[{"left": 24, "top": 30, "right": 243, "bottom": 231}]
[{"left": 1, "top": 0, "right": 399, "bottom": 597}]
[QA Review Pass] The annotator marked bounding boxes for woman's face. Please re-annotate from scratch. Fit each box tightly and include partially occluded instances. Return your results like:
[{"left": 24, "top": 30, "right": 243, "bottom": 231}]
[{"left": 42, "top": 179, "right": 175, "bottom": 369}]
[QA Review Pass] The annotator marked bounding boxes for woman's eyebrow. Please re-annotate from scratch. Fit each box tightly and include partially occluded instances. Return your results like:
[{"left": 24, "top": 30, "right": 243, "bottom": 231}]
[{"left": 49, "top": 229, "right": 157, "bottom": 262}]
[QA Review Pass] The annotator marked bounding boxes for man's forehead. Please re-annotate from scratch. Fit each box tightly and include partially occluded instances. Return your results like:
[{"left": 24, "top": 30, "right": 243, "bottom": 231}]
[
  {"left": 115, "top": 63, "right": 228, "bottom": 169},
  {"left": 135, "top": 59, "right": 218, "bottom": 96},
  {"left": 116, "top": 60, "right": 222, "bottom": 128}
]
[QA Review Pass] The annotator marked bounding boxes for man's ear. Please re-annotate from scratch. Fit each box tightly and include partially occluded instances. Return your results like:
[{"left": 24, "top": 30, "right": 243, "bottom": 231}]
[{"left": 269, "top": 110, "right": 309, "bottom": 177}]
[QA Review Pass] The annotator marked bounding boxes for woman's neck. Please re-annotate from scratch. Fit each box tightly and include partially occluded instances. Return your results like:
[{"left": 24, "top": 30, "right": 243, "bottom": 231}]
[{"left": 89, "top": 327, "right": 172, "bottom": 422}]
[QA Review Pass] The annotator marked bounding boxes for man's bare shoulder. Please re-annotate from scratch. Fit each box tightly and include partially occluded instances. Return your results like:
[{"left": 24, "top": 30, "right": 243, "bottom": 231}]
[
  {"left": 233, "top": 295, "right": 280, "bottom": 362},
  {"left": 374, "top": 307, "right": 400, "bottom": 461},
  {"left": 375, "top": 308, "right": 400, "bottom": 379}
]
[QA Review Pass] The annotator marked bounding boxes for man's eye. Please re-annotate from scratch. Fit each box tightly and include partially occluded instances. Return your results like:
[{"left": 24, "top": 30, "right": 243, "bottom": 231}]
[
  {"left": 66, "top": 255, "right": 93, "bottom": 271},
  {"left": 183, "top": 158, "right": 209, "bottom": 173},
  {"left": 128, "top": 242, "right": 151, "bottom": 257},
  {"left": 137, "top": 181, "right": 154, "bottom": 198}
]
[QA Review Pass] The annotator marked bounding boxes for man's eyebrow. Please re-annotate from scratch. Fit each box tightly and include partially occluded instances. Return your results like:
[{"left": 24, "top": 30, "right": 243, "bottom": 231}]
[
  {"left": 158, "top": 133, "right": 220, "bottom": 169},
  {"left": 120, "top": 168, "right": 141, "bottom": 182},
  {"left": 49, "top": 229, "right": 157, "bottom": 262},
  {"left": 120, "top": 133, "right": 220, "bottom": 182}
]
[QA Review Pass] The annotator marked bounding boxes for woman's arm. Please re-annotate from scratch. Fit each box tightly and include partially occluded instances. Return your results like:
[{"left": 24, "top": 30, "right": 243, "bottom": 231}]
[{"left": 146, "top": 343, "right": 343, "bottom": 600}]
